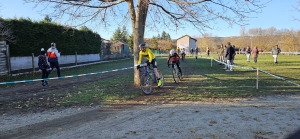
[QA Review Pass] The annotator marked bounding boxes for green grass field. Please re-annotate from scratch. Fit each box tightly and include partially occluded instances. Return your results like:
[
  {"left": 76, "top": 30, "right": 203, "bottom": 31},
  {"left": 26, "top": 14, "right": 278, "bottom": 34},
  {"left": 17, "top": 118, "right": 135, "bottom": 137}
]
[{"left": 1, "top": 53, "right": 299, "bottom": 108}]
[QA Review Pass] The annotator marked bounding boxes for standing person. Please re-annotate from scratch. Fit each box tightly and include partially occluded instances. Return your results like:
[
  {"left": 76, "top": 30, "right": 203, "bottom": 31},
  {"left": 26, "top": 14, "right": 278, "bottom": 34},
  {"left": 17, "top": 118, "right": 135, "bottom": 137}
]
[
  {"left": 195, "top": 47, "right": 199, "bottom": 60},
  {"left": 223, "top": 45, "right": 227, "bottom": 69},
  {"left": 245, "top": 46, "right": 251, "bottom": 62},
  {"left": 252, "top": 46, "right": 259, "bottom": 63},
  {"left": 272, "top": 45, "right": 281, "bottom": 64},
  {"left": 166, "top": 49, "right": 182, "bottom": 73},
  {"left": 38, "top": 48, "right": 51, "bottom": 86},
  {"left": 225, "top": 42, "right": 236, "bottom": 71},
  {"left": 181, "top": 48, "right": 186, "bottom": 61},
  {"left": 47, "top": 42, "right": 61, "bottom": 77},
  {"left": 217, "top": 44, "right": 224, "bottom": 65},
  {"left": 206, "top": 47, "right": 210, "bottom": 56},
  {"left": 136, "top": 43, "right": 162, "bottom": 87}
]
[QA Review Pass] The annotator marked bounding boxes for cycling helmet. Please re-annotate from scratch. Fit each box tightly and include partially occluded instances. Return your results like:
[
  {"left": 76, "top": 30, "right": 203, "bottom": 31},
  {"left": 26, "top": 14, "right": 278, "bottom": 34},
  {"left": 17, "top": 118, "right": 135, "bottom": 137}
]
[
  {"left": 139, "top": 43, "right": 146, "bottom": 48},
  {"left": 170, "top": 49, "right": 175, "bottom": 55},
  {"left": 51, "top": 42, "right": 56, "bottom": 47}
]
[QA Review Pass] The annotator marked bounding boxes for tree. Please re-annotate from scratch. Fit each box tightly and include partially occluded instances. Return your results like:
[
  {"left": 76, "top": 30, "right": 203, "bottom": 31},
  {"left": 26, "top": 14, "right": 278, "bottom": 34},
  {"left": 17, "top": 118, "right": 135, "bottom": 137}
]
[
  {"left": 110, "top": 27, "right": 122, "bottom": 42},
  {"left": 0, "top": 18, "right": 16, "bottom": 43},
  {"left": 127, "top": 34, "right": 134, "bottom": 51},
  {"left": 111, "top": 26, "right": 129, "bottom": 43},
  {"left": 80, "top": 26, "right": 92, "bottom": 32},
  {"left": 24, "top": 0, "right": 267, "bottom": 85},
  {"left": 150, "top": 36, "right": 158, "bottom": 49},
  {"left": 161, "top": 31, "right": 166, "bottom": 40},
  {"left": 43, "top": 15, "right": 52, "bottom": 22},
  {"left": 157, "top": 39, "right": 173, "bottom": 50},
  {"left": 120, "top": 26, "right": 129, "bottom": 42}
]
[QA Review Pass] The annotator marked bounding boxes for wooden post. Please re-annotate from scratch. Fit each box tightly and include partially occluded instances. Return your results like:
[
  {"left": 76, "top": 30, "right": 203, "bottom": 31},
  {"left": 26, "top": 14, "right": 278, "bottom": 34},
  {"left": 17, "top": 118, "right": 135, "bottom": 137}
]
[
  {"left": 256, "top": 68, "right": 259, "bottom": 89},
  {"left": 211, "top": 57, "right": 213, "bottom": 67},
  {"left": 6, "top": 44, "right": 11, "bottom": 76},
  {"left": 75, "top": 52, "right": 78, "bottom": 65},
  {"left": 32, "top": 53, "right": 35, "bottom": 73}
]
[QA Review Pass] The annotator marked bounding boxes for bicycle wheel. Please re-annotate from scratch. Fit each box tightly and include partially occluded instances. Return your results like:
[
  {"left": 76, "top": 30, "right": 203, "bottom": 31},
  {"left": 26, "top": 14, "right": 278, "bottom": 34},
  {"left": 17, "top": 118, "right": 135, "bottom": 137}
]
[
  {"left": 178, "top": 70, "right": 183, "bottom": 80},
  {"left": 158, "top": 70, "right": 164, "bottom": 88},
  {"left": 140, "top": 75, "right": 153, "bottom": 95},
  {"left": 172, "top": 68, "right": 180, "bottom": 83}
]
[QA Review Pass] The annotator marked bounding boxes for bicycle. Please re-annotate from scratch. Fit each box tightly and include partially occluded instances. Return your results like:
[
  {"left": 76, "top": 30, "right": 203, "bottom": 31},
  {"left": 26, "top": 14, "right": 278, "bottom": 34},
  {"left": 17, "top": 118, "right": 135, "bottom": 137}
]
[
  {"left": 138, "top": 65, "right": 164, "bottom": 95},
  {"left": 168, "top": 63, "right": 182, "bottom": 83}
]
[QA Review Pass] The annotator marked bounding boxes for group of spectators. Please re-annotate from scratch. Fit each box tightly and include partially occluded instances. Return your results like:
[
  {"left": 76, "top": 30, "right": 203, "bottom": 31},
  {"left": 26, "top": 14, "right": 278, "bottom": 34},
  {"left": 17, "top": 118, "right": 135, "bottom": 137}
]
[
  {"left": 38, "top": 42, "right": 61, "bottom": 86},
  {"left": 243, "top": 45, "right": 281, "bottom": 64},
  {"left": 244, "top": 46, "right": 259, "bottom": 63},
  {"left": 217, "top": 43, "right": 282, "bottom": 72},
  {"left": 217, "top": 42, "right": 236, "bottom": 71}
]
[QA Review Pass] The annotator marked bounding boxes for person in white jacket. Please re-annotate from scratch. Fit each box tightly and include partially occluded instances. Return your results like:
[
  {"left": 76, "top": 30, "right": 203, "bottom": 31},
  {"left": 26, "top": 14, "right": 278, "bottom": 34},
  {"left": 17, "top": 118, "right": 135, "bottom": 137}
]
[{"left": 47, "top": 42, "right": 61, "bottom": 77}]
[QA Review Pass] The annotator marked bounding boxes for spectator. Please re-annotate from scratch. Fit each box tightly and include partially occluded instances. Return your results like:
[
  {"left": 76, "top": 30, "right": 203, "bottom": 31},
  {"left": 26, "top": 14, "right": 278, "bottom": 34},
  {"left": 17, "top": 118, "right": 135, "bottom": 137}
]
[
  {"left": 260, "top": 48, "right": 263, "bottom": 53},
  {"left": 252, "top": 46, "right": 259, "bottom": 63},
  {"left": 195, "top": 47, "right": 199, "bottom": 60},
  {"left": 47, "top": 42, "right": 61, "bottom": 77},
  {"left": 271, "top": 45, "right": 281, "bottom": 64},
  {"left": 223, "top": 45, "right": 227, "bottom": 69},
  {"left": 180, "top": 48, "right": 186, "bottom": 61},
  {"left": 206, "top": 47, "right": 210, "bottom": 56},
  {"left": 245, "top": 46, "right": 251, "bottom": 62},
  {"left": 225, "top": 42, "right": 235, "bottom": 71},
  {"left": 217, "top": 44, "right": 224, "bottom": 65},
  {"left": 38, "top": 48, "right": 51, "bottom": 86},
  {"left": 232, "top": 45, "right": 236, "bottom": 64}
]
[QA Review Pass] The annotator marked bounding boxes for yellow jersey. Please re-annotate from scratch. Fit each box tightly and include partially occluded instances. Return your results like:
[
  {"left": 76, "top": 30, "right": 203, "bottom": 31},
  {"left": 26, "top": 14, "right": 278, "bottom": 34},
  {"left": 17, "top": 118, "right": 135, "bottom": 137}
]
[{"left": 138, "top": 48, "right": 156, "bottom": 64}]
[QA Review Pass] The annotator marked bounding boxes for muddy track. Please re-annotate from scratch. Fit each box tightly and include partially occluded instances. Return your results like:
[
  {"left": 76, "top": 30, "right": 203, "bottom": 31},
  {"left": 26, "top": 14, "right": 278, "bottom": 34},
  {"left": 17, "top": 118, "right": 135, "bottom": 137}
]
[
  {"left": 0, "top": 104, "right": 140, "bottom": 139},
  {"left": 0, "top": 70, "right": 132, "bottom": 101}
]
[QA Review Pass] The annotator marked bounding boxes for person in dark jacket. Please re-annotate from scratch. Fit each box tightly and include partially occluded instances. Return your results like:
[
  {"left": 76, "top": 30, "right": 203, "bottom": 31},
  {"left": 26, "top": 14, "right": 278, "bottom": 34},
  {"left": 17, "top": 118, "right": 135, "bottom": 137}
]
[
  {"left": 245, "top": 46, "right": 251, "bottom": 62},
  {"left": 38, "top": 48, "right": 51, "bottom": 86},
  {"left": 225, "top": 42, "right": 236, "bottom": 71},
  {"left": 47, "top": 42, "right": 61, "bottom": 77}
]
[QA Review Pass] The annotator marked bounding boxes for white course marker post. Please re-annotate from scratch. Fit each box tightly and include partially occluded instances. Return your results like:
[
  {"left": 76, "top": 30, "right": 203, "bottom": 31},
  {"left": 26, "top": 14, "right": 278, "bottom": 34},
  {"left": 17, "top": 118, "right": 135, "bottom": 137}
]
[
  {"left": 211, "top": 57, "right": 213, "bottom": 67},
  {"left": 256, "top": 67, "right": 259, "bottom": 89}
]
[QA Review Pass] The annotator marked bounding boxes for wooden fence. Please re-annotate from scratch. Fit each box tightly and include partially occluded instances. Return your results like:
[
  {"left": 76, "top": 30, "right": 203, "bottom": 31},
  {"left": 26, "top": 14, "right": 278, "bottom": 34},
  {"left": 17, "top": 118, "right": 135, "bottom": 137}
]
[{"left": 0, "top": 41, "right": 10, "bottom": 75}]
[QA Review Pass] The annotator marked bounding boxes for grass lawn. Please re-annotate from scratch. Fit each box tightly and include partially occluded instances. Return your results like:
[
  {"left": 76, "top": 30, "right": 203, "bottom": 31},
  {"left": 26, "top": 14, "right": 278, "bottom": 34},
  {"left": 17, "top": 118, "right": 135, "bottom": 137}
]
[{"left": 1, "top": 53, "right": 299, "bottom": 108}]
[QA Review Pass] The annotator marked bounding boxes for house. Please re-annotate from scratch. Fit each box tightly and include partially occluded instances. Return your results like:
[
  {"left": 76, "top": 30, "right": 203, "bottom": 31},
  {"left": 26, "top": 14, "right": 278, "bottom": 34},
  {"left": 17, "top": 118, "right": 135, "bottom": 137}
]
[
  {"left": 113, "top": 40, "right": 130, "bottom": 55},
  {"left": 176, "top": 35, "right": 197, "bottom": 53}
]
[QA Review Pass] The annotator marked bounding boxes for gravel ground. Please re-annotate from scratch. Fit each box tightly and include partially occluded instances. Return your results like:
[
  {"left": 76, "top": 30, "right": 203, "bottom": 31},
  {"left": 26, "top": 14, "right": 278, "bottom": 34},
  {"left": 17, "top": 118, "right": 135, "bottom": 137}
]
[{"left": 1, "top": 95, "right": 300, "bottom": 139}]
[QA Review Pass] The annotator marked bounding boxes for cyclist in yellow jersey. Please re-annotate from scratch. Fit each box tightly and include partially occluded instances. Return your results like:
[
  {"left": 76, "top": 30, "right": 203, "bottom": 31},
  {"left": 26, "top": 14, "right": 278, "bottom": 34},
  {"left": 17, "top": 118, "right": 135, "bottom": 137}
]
[{"left": 136, "top": 43, "right": 162, "bottom": 86}]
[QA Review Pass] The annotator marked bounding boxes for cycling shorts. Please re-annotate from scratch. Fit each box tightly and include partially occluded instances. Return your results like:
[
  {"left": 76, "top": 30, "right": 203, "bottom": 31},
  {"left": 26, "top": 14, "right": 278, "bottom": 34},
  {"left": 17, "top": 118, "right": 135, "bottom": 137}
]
[{"left": 145, "top": 58, "right": 157, "bottom": 68}]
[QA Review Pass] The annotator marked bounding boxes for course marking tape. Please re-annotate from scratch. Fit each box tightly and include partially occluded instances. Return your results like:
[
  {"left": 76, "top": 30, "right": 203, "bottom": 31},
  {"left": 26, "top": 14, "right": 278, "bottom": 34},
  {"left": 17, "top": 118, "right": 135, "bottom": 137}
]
[
  {"left": 0, "top": 67, "right": 134, "bottom": 85},
  {"left": 10, "top": 58, "right": 131, "bottom": 76},
  {"left": 211, "top": 58, "right": 300, "bottom": 86}
]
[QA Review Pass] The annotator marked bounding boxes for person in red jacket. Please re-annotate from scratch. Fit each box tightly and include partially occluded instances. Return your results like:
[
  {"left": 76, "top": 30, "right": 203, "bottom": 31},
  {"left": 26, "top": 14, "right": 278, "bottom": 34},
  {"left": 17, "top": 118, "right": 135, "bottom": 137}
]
[
  {"left": 47, "top": 42, "right": 61, "bottom": 77},
  {"left": 167, "top": 49, "right": 182, "bottom": 73}
]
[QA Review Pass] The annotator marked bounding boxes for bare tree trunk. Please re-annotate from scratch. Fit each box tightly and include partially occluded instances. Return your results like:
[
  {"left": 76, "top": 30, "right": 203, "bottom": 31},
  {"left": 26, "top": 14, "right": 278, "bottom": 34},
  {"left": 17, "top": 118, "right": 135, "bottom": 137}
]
[{"left": 129, "top": 0, "right": 149, "bottom": 86}]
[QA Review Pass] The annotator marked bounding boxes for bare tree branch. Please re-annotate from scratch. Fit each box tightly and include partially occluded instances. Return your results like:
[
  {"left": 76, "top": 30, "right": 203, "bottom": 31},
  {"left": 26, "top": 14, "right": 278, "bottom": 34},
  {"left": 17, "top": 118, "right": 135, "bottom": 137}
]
[
  {"left": 22, "top": 0, "right": 269, "bottom": 85},
  {"left": 0, "top": 19, "right": 16, "bottom": 43}
]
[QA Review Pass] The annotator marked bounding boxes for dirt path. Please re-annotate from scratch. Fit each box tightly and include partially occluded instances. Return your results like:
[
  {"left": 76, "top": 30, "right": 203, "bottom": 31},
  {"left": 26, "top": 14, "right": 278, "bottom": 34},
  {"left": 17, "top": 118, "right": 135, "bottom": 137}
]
[{"left": 1, "top": 95, "right": 300, "bottom": 139}]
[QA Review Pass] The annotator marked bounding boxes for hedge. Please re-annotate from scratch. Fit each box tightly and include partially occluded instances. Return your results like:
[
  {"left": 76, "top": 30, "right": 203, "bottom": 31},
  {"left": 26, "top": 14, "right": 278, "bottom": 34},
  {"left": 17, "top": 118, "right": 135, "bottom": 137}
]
[{"left": 1, "top": 18, "right": 102, "bottom": 56}]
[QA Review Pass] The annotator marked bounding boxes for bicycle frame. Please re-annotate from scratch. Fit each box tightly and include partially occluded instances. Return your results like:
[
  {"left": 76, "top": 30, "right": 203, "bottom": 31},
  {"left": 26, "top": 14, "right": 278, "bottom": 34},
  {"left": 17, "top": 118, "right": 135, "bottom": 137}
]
[
  {"left": 138, "top": 65, "right": 164, "bottom": 95},
  {"left": 169, "top": 63, "right": 182, "bottom": 83},
  {"left": 144, "top": 66, "right": 157, "bottom": 83}
]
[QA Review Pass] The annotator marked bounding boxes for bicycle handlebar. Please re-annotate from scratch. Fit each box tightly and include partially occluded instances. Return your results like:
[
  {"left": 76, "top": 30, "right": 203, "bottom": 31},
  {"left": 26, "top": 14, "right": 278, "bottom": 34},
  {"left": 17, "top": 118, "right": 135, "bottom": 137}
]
[{"left": 136, "top": 64, "right": 152, "bottom": 72}]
